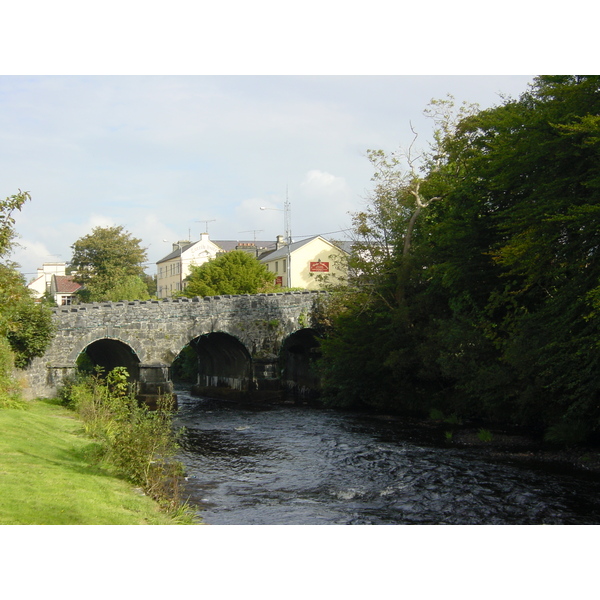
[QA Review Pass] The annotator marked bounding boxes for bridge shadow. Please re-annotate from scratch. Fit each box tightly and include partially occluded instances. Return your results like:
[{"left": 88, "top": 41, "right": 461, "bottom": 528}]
[
  {"left": 77, "top": 339, "right": 140, "bottom": 383},
  {"left": 172, "top": 328, "right": 322, "bottom": 404}
]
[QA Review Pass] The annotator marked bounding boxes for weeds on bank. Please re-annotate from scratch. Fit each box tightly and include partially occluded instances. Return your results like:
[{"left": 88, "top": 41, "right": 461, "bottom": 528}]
[
  {"left": 0, "top": 339, "right": 27, "bottom": 410},
  {"left": 477, "top": 428, "right": 493, "bottom": 443},
  {"left": 58, "top": 367, "right": 196, "bottom": 520}
]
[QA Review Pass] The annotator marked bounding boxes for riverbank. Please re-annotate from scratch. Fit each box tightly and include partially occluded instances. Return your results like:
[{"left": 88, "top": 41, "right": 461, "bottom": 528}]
[
  {"left": 0, "top": 399, "right": 191, "bottom": 525},
  {"left": 363, "top": 411, "right": 600, "bottom": 477},
  {"left": 451, "top": 427, "right": 600, "bottom": 476}
]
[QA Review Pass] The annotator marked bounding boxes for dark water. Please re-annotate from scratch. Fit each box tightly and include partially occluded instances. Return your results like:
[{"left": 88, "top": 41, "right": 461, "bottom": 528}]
[{"left": 174, "top": 391, "right": 600, "bottom": 525}]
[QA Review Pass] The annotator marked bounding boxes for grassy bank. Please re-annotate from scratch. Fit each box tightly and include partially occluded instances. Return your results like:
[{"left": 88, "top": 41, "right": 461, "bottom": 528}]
[{"left": 0, "top": 399, "right": 189, "bottom": 525}]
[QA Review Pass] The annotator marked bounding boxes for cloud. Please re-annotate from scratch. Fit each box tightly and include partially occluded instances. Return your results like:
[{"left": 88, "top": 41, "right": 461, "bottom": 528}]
[{"left": 2, "top": 75, "right": 535, "bottom": 277}]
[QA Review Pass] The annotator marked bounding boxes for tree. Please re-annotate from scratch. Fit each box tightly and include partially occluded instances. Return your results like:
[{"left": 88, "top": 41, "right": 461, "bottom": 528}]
[
  {"left": 0, "top": 190, "right": 29, "bottom": 257},
  {"left": 70, "top": 225, "right": 150, "bottom": 302},
  {"left": 317, "top": 99, "right": 476, "bottom": 410},
  {"left": 0, "top": 191, "right": 54, "bottom": 376},
  {"left": 318, "top": 76, "right": 600, "bottom": 440},
  {"left": 421, "top": 76, "right": 600, "bottom": 432},
  {"left": 181, "top": 250, "right": 275, "bottom": 297}
]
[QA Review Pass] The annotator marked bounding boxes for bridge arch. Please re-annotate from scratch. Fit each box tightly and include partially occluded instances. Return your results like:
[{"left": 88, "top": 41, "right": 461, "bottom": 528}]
[
  {"left": 76, "top": 338, "right": 141, "bottom": 381},
  {"left": 186, "top": 332, "right": 254, "bottom": 398},
  {"left": 280, "top": 328, "right": 321, "bottom": 399}
]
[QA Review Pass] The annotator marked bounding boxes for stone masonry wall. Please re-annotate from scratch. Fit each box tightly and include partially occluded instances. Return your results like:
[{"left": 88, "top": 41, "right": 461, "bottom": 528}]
[{"left": 24, "top": 291, "right": 325, "bottom": 398}]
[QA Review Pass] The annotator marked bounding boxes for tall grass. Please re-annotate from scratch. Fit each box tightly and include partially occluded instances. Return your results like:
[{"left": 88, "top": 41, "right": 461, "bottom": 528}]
[{"left": 58, "top": 367, "right": 195, "bottom": 518}]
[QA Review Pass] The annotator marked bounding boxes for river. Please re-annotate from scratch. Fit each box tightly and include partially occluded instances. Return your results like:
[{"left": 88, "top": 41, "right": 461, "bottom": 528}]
[{"left": 174, "top": 389, "right": 600, "bottom": 525}]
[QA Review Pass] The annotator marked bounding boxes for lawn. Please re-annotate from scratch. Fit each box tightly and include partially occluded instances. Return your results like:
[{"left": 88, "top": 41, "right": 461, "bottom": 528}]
[{"left": 0, "top": 400, "right": 183, "bottom": 524}]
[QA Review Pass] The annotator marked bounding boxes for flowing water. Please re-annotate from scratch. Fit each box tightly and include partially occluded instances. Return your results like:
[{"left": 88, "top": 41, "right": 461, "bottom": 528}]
[{"left": 174, "top": 390, "right": 600, "bottom": 525}]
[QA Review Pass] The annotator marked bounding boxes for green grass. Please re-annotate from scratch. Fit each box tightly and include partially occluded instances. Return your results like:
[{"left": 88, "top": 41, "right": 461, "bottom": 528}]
[{"left": 0, "top": 400, "right": 188, "bottom": 524}]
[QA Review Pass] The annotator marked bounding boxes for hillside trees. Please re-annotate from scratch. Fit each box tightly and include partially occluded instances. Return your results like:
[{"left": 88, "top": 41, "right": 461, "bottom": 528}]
[
  {"left": 318, "top": 76, "right": 600, "bottom": 440},
  {"left": 180, "top": 250, "right": 275, "bottom": 297},
  {"left": 70, "top": 225, "right": 150, "bottom": 302}
]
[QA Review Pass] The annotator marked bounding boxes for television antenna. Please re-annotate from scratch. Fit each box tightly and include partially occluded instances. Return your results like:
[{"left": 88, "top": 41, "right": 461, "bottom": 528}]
[
  {"left": 195, "top": 219, "right": 216, "bottom": 235},
  {"left": 239, "top": 229, "right": 263, "bottom": 243},
  {"left": 260, "top": 186, "right": 291, "bottom": 244}
]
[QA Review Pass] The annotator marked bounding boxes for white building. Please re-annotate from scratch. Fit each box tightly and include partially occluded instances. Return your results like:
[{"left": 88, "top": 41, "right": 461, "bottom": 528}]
[
  {"left": 27, "top": 262, "right": 82, "bottom": 305},
  {"left": 156, "top": 233, "right": 277, "bottom": 298},
  {"left": 27, "top": 262, "right": 66, "bottom": 298}
]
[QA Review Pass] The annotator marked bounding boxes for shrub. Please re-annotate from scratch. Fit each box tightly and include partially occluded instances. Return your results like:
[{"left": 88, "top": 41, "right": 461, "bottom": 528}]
[
  {"left": 58, "top": 367, "right": 190, "bottom": 514},
  {"left": 0, "top": 337, "right": 26, "bottom": 409},
  {"left": 544, "top": 420, "right": 591, "bottom": 445},
  {"left": 477, "top": 428, "right": 493, "bottom": 443}
]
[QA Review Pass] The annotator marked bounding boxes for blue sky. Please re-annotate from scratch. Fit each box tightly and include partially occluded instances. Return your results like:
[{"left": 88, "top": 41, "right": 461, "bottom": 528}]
[{"left": 2, "top": 75, "right": 535, "bottom": 279}]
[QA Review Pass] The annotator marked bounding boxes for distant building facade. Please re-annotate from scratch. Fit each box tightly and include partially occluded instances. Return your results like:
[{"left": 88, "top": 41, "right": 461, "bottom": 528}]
[
  {"left": 27, "top": 262, "right": 82, "bottom": 305},
  {"left": 155, "top": 233, "right": 277, "bottom": 298},
  {"left": 259, "top": 235, "right": 349, "bottom": 289}
]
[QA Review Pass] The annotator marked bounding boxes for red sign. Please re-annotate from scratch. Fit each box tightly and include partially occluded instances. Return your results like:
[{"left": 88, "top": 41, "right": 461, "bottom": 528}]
[
  {"left": 310, "top": 261, "right": 329, "bottom": 272},
  {"left": 275, "top": 276, "right": 283, "bottom": 286}
]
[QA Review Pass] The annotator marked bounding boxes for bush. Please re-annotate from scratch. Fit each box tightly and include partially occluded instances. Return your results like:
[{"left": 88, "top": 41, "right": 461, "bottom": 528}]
[
  {"left": 544, "top": 420, "right": 591, "bottom": 445},
  {"left": 0, "top": 337, "right": 26, "bottom": 409},
  {"left": 58, "top": 367, "right": 190, "bottom": 514}
]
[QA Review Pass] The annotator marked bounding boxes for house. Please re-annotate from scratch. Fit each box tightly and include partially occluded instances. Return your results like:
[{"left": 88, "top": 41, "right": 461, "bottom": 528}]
[
  {"left": 259, "top": 235, "right": 349, "bottom": 289},
  {"left": 157, "top": 234, "right": 222, "bottom": 298},
  {"left": 50, "top": 275, "right": 82, "bottom": 305},
  {"left": 156, "top": 233, "right": 277, "bottom": 298},
  {"left": 27, "top": 262, "right": 67, "bottom": 299},
  {"left": 26, "top": 262, "right": 82, "bottom": 305}
]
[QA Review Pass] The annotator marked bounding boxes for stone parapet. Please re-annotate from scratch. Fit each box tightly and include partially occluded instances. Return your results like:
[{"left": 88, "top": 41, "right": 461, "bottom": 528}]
[{"left": 24, "top": 291, "right": 327, "bottom": 400}]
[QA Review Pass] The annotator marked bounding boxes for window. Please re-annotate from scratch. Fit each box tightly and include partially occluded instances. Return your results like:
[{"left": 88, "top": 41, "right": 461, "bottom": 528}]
[{"left": 275, "top": 261, "right": 279, "bottom": 273}]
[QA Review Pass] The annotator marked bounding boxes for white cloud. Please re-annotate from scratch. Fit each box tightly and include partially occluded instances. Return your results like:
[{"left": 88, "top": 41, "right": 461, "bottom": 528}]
[{"left": 2, "top": 75, "right": 535, "bottom": 277}]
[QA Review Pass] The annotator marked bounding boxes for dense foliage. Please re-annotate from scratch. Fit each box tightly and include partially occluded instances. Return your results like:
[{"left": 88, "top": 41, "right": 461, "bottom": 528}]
[
  {"left": 0, "top": 192, "right": 54, "bottom": 398},
  {"left": 318, "top": 76, "right": 600, "bottom": 442},
  {"left": 181, "top": 250, "right": 275, "bottom": 297},
  {"left": 70, "top": 225, "right": 150, "bottom": 302}
]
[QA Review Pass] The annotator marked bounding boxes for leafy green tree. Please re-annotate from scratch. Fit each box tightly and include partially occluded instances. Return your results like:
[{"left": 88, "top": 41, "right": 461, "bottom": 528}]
[
  {"left": 421, "top": 76, "right": 600, "bottom": 431},
  {"left": 0, "top": 190, "right": 29, "bottom": 256},
  {"left": 317, "top": 98, "right": 475, "bottom": 411},
  {"left": 143, "top": 273, "right": 157, "bottom": 298},
  {"left": 181, "top": 250, "right": 275, "bottom": 297},
  {"left": 318, "top": 76, "right": 600, "bottom": 441},
  {"left": 0, "top": 191, "right": 54, "bottom": 374},
  {"left": 70, "top": 225, "right": 150, "bottom": 301},
  {"left": 78, "top": 274, "right": 151, "bottom": 303}
]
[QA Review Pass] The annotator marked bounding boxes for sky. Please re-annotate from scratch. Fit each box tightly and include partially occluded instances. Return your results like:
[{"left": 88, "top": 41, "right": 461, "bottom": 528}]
[{"left": 2, "top": 75, "right": 536, "bottom": 280}]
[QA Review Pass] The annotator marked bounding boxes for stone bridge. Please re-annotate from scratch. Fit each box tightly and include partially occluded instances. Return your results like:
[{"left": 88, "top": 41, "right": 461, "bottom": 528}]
[{"left": 24, "top": 291, "right": 326, "bottom": 402}]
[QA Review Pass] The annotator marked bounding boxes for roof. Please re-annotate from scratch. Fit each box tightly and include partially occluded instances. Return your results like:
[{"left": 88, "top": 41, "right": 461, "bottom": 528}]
[
  {"left": 157, "top": 242, "right": 197, "bottom": 263},
  {"left": 214, "top": 240, "right": 277, "bottom": 253},
  {"left": 53, "top": 275, "right": 82, "bottom": 294},
  {"left": 259, "top": 236, "right": 349, "bottom": 262},
  {"left": 157, "top": 239, "right": 278, "bottom": 263},
  {"left": 27, "top": 274, "right": 44, "bottom": 287}
]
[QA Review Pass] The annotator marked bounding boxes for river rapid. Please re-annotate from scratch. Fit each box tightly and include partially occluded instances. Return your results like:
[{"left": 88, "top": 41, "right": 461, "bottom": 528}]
[{"left": 174, "top": 390, "right": 600, "bottom": 525}]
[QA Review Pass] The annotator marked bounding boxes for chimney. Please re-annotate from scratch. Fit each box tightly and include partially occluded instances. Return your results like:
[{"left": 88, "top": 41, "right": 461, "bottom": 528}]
[
  {"left": 276, "top": 235, "right": 285, "bottom": 249},
  {"left": 174, "top": 240, "right": 190, "bottom": 252}
]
